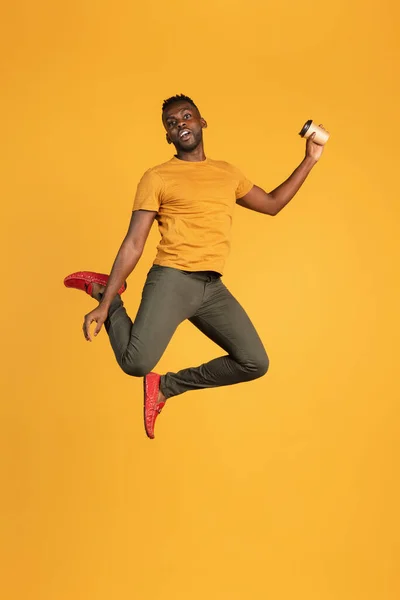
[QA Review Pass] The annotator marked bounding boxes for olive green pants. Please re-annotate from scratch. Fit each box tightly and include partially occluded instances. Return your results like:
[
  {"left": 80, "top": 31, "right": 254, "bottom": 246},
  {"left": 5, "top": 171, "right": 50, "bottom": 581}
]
[{"left": 105, "top": 265, "right": 269, "bottom": 399}]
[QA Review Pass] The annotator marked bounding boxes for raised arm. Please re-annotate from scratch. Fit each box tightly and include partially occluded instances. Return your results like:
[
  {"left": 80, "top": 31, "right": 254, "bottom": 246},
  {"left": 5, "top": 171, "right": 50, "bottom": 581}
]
[{"left": 237, "top": 130, "right": 325, "bottom": 216}]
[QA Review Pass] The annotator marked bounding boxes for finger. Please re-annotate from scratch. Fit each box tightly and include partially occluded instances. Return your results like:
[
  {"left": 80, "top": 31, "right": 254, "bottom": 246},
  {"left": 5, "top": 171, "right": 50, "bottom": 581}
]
[
  {"left": 83, "top": 316, "right": 94, "bottom": 342},
  {"left": 83, "top": 324, "right": 91, "bottom": 342},
  {"left": 94, "top": 318, "right": 104, "bottom": 337},
  {"left": 310, "top": 132, "right": 316, "bottom": 139}
]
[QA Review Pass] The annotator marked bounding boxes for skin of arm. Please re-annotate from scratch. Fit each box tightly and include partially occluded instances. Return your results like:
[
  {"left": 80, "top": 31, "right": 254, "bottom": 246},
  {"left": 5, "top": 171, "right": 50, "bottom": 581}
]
[
  {"left": 237, "top": 132, "right": 324, "bottom": 216},
  {"left": 100, "top": 209, "right": 156, "bottom": 309},
  {"left": 83, "top": 209, "right": 156, "bottom": 341}
]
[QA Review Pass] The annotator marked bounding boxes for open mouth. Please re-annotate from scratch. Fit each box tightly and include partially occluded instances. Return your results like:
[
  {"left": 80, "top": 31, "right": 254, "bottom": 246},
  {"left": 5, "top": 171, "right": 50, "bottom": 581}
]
[{"left": 179, "top": 129, "right": 192, "bottom": 141}]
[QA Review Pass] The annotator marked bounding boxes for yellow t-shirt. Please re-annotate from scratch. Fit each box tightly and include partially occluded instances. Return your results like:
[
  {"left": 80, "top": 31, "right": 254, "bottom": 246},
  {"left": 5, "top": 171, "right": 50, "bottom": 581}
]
[{"left": 132, "top": 156, "right": 253, "bottom": 274}]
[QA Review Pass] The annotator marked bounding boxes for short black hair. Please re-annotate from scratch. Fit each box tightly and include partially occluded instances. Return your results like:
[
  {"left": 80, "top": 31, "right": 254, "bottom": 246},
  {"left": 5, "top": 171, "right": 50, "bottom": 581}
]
[{"left": 162, "top": 94, "right": 199, "bottom": 113}]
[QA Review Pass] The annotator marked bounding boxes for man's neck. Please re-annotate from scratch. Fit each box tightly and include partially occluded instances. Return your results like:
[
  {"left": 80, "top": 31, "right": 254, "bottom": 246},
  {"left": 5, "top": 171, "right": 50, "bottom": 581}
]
[{"left": 175, "top": 144, "right": 206, "bottom": 162}]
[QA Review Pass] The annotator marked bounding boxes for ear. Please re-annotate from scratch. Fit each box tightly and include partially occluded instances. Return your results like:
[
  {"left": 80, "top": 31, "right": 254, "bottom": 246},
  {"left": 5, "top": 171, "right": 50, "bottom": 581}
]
[
  {"left": 166, "top": 133, "right": 172, "bottom": 144},
  {"left": 201, "top": 118, "right": 208, "bottom": 129}
]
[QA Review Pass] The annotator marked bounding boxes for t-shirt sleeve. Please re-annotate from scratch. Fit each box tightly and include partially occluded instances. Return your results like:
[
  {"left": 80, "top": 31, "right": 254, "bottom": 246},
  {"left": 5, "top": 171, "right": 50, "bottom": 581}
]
[
  {"left": 234, "top": 167, "right": 254, "bottom": 199},
  {"left": 132, "top": 169, "right": 163, "bottom": 212}
]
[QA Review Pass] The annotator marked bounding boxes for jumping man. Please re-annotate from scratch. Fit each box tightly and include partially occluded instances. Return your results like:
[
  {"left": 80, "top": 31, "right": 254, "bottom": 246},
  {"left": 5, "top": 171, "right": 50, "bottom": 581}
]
[{"left": 64, "top": 94, "right": 325, "bottom": 438}]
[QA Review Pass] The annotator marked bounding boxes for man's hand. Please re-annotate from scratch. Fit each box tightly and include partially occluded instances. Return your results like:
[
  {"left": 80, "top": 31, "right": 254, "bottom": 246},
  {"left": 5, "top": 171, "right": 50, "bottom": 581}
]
[
  {"left": 83, "top": 305, "right": 109, "bottom": 342},
  {"left": 306, "top": 126, "right": 326, "bottom": 162}
]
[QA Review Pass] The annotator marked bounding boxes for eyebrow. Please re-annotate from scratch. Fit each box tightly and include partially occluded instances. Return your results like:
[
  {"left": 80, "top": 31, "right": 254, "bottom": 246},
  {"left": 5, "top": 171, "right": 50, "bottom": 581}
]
[{"left": 165, "top": 107, "right": 193, "bottom": 121}]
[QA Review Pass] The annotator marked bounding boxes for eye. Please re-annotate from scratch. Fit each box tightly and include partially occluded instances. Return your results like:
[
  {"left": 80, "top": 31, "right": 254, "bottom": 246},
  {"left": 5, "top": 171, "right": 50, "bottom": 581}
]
[
  {"left": 184, "top": 113, "right": 191, "bottom": 119},
  {"left": 167, "top": 120, "right": 176, "bottom": 128}
]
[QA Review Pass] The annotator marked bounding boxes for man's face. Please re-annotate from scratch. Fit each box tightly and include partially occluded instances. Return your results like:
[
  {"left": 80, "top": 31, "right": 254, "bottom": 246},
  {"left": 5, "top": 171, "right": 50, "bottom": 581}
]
[{"left": 162, "top": 102, "right": 207, "bottom": 152}]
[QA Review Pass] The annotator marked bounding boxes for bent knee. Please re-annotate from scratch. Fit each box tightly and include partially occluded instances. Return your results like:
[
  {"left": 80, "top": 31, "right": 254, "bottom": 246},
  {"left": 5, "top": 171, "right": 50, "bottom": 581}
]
[
  {"left": 120, "top": 358, "right": 154, "bottom": 378},
  {"left": 254, "top": 353, "right": 270, "bottom": 378},
  {"left": 244, "top": 352, "right": 270, "bottom": 380}
]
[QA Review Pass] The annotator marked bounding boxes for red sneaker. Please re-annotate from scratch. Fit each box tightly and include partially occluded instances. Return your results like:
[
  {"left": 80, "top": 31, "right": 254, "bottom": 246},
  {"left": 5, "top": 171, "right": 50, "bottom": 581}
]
[
  {"left": 64, "top": 271, "right": 127, "bottom": 296},
  {"left": 143, "top": 372, "right": 166, "bottom": 439}
]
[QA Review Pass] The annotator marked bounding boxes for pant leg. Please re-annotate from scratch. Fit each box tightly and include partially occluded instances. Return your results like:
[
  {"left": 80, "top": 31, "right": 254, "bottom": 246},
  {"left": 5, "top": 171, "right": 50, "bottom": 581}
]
[
  {"left": 161, "top": 277, "right": 269, "bottom": 398},
  {"left": 104, "top": 265, "right": 204, "bottom": 377}
]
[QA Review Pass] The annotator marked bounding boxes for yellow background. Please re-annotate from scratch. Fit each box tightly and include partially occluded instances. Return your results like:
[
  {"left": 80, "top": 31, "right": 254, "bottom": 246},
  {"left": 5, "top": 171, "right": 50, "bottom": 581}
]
[{"left": 1, "top": 1, "right": 399, "bottom": 598}]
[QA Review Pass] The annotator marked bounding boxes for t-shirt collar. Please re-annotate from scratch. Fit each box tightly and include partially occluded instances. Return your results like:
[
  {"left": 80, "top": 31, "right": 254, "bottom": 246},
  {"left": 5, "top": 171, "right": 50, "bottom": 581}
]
[{"left": 171, "top": 155, "right": 208, "bottom": 165}]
